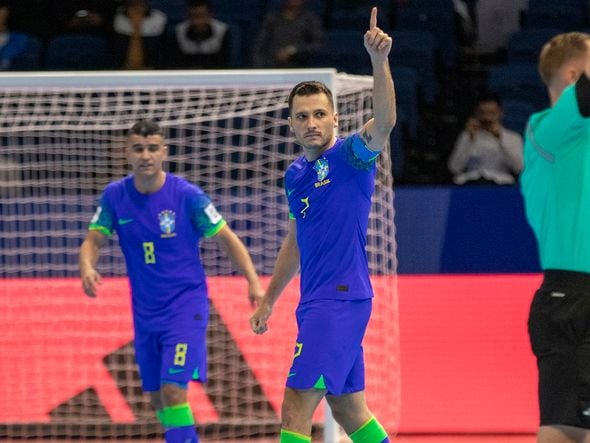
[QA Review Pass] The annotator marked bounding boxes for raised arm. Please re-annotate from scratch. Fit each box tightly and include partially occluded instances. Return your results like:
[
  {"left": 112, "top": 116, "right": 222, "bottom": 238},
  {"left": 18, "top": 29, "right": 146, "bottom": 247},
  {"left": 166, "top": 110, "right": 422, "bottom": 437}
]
[
  {"left": 79, "top": 230, "right": 106, "bottom": 298},
  {"left": 214, "top": 224, "right": 265, "bottom": 306},
  {"left": 250, "top": 219, "right": 300, "bottom": 334},
  {"left": 360, "top": 7, "right": 396, "bottom": 152}
]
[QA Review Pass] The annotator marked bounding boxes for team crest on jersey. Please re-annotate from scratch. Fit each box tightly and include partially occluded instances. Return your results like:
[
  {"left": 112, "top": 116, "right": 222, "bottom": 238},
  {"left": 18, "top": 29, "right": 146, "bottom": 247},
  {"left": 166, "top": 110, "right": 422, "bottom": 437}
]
[
  {"left": 314, "top": 158, "right": 329, "bottom": 181},
  {"left": 159, "top": 210, "right": 177, "bottom": 238}
]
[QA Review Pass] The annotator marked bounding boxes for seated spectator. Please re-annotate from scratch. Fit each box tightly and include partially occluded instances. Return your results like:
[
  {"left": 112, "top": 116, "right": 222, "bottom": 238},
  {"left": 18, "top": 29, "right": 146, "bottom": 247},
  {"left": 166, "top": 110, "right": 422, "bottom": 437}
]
[
  {"left": 252, "top": 0, "right": 324, "bottom": 68},
  {"left": 57, "top": 0, "right": 117, "bottom": 37},
  {"left": 112, "top": 0, "right": 167, "bottom": 69},
  {"left": 0, "top": 2, "right": 33, "bottom": 70},
  {"left": 448, "top": 92, "right": 524, "bottom": 185},
  {"left": 167, "top": 0, "right": 231, "bottom": 69}
]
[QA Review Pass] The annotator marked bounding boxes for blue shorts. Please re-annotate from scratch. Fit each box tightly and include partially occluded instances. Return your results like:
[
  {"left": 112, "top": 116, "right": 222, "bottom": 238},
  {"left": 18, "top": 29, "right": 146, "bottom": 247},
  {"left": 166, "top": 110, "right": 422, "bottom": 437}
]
[
  {"left": 134, "top": 301, "right": 209, "bottom": 392},
  {"left": 286, "top": 298, "right": 372, "bottom": 396}
]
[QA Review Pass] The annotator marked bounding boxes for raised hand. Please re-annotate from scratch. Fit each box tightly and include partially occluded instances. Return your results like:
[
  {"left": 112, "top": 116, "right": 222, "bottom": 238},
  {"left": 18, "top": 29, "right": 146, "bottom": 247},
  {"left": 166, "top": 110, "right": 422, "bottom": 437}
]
[{"left": 364, "top": 7, "right": 392, "bottom": 61}]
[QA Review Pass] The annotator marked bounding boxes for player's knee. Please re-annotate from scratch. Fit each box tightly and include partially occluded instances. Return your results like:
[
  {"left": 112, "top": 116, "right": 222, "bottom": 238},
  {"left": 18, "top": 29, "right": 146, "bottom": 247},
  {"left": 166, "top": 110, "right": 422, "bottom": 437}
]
[
  {"left": 281, "top": 388, "right": 322, "bottom": 427},
  {"left": 160, "top": 382, "right": 188, "bottom": 406}
]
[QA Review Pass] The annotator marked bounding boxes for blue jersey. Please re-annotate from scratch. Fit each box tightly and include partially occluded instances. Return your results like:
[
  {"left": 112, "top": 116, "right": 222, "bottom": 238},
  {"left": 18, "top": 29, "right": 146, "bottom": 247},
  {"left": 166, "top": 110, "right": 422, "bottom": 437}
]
[
  {"left": 89, "top": 174, "right": 226, "bottom": 331},
  {"left": 285, "top": 134, "right": 377, "bottom": 304}
]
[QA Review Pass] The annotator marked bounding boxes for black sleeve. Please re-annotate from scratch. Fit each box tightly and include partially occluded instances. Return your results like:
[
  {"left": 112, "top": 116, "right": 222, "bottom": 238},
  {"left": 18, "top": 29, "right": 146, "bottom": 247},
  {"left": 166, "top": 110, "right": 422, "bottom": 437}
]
[{"left": 575, "top": 72, "right": 590, "bottom": 117}]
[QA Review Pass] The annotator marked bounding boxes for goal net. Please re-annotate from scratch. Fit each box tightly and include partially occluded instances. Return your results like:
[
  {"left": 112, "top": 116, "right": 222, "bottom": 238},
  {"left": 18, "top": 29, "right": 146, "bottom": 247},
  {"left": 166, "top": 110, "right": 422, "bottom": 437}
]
[{"left": 0, "top": 69, "right": 399, "bottom": 440}]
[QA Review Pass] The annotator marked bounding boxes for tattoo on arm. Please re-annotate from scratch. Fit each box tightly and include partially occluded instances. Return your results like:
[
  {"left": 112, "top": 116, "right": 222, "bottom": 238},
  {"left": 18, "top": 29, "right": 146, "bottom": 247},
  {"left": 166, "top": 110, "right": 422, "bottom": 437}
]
[{"left": 360, "top": 129, "right": 372, "bottom": 145}]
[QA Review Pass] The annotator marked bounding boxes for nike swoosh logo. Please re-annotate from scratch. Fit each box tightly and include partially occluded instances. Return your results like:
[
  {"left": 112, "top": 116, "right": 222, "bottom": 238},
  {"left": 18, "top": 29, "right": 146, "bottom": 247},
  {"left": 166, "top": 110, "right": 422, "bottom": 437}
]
[
  {"left": 287, "top": 372, "right": 296, "bottom": 377},
  {"left": 118, "top": 218, "right": 134, "bottom": 225},
  {"left": 168, "top": 367, "right": 185, "bottom": 374},
  {"left": 287, "top": 189, "right": 295, "bottom": 196}
]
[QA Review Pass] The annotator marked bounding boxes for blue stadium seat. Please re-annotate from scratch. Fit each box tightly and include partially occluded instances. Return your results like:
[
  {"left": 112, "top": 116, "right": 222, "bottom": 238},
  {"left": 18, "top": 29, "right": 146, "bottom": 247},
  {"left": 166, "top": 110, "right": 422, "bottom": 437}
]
[
  {"left": 328, "top": 0, "right": 391, "bottom": 31},
  {"left": 502, "top": 98, "right": 536, "bottom": 135},
  {"left": 506, "top": 28, "right": 560, "bottom": 63},
  {"left": 391, "top": 30, "right": 437, "bottom": 104},
  {"left": 307, "top": 29, "right": 368, "bottom": 74},
  {"left": 391, "top": 66, "right": 419, "bottom": 138},
  {"left": 45, "top": 34, "right": 110, "bottom": 70},
  {"left": 524, "top": 0, "right": 587, "bottom": 30},
  {"left": 488, "top": 63, "right": 548, "bottom": 110},
  {"left": 405, "top": 0, "right": 453, "bottom": 8},
  {"left": 9, "top": 34, "right": 42, "bottom": 71},
  {"left": 209, "top": 0, "right": 264, "bottom": 21},
  {"left": 149, "top": 0, "right": 188, "bottom": 24},
  {"left": 396, "top": 5, "right": 456, "bottom": 68}
]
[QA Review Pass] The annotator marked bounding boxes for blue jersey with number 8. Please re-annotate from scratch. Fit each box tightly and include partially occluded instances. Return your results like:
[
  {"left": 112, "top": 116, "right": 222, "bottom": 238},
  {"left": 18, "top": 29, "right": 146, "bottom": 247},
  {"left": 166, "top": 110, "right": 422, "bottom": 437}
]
[{"left": 89, "top": 173, "right": 226, "bottom": 331}]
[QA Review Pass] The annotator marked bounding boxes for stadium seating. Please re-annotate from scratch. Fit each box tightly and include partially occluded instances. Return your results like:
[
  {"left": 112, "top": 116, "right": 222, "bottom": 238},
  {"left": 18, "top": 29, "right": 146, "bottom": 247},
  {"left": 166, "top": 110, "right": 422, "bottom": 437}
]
[
  {"left": 9, "top": 34, "right": 42, "bottom": 71},
  {"left": 524, "top": 0, "right": 587, "bottom": 30},
  {"left": 391, "top": 66, "right": 419, "bottom": 138},
  {"left": 395, "top": 4, "right": 456, "bottom": 68},
  {"left": 45, "top": 34, "right": 110, "bottom": 70},
  {"left": 488, "top": 62, "right": 548, "bottom": 110},
  {"left": 149, "top": 0, "right": 188, "bottom": 24},
  {"left": 502, "top": 98, "right": 536, "bottom": 135},
  {"left": 391, "top": 30, "right": 437, "bottom": 104},
  {"left": 506, "top": 28, "right": 560, "bottom": 63}
]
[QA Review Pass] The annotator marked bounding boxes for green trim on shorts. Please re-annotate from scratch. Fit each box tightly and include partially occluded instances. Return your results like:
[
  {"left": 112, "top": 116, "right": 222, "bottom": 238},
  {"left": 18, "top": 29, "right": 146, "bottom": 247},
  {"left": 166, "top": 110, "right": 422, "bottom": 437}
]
[
  {"left": 162, "top": 403, "right": 195, "bottom": 427},
  {"left": 349, "top": 416, "right": 388, "bottom": 443},
  {"left": 280, "top": 429, "right": 311, "bottom": 443},
  {"left": 313, "top": 375, "right": 326, "bottom": 389}
]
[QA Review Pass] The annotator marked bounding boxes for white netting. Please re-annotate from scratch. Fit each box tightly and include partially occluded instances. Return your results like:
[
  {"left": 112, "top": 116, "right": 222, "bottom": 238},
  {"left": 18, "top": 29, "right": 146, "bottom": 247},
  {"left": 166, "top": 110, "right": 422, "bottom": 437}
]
[{"left": 0, "top": 70, "right": 399, "bottom": 441}]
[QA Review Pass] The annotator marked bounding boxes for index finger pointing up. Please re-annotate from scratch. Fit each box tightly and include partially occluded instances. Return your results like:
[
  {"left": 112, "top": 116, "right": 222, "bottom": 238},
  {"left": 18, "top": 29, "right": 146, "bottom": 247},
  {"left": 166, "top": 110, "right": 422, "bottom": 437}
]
[{"left": 370, "top": 6, "right": 377, "bottom": 29}]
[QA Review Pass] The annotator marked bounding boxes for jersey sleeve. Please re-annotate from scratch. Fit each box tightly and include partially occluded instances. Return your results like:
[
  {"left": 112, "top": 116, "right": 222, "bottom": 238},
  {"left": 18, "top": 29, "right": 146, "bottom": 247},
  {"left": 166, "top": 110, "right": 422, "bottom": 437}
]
[
  {"left": 188, "top": 190, "right": 227, "bottom": 238},
  {"left": 531, "top": 82, "right": 590, "bottom": 156},
  {"left": 88, "top": 192, "right": 115, "bottom": 236},
  {"left": 343, "top": 133, "right": 380, "bottom": 170}
]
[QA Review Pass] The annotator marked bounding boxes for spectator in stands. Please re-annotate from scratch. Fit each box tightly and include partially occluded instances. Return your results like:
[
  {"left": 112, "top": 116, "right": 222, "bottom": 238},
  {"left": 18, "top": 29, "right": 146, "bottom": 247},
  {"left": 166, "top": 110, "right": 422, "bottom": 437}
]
[
  {"left": 252, "top": 0, "right": 324, "bottom": 68},
  {"left": 0, "top": 2, "right": 33, "bottom": 70},
  {"left": 448, "top": 92, "right": 523, "bottom": 185},
  {"left": 57, "top": 0, "right": 116, "bottom": 37},
  {"left": 112, "top": 0, "right": 167, "bottom": 69},
  {"left": 474, "top": 0, "right": 527, "bottom": 62},
  {"left": 166, "top": 0, "right": 232, "bottom": 69}
]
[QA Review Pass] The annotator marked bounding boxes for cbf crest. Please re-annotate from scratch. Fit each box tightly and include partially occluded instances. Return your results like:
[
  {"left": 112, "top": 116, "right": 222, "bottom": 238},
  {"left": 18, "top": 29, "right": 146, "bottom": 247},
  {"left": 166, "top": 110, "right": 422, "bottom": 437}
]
[
  {"left": 159, "top": 209, "right": 176, "bottom": 238},
  {"left": 313, "top": 158, "right": 329, "bottom": 181}
]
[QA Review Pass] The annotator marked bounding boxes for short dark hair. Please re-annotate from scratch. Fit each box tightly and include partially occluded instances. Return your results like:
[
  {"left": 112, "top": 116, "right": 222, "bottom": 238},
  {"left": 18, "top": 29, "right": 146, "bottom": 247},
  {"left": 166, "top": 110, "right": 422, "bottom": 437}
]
[
  {"left": 475, "top": 91, "right": 503, "bottom": 108},
  {"left": 128, "top": 119, "right": 164, "bottom": 137},
  {"left": 187, "top": 0, "right": 211, "bottom": 9},
  {"left": 287, "top": 81, "right": 334, "bottom": 113}
]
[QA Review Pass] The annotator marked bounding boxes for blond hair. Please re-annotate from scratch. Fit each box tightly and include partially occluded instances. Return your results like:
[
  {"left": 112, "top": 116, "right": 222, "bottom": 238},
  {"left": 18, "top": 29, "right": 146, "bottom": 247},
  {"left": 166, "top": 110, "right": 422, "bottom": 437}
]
[{"left": 538, "top": 32, "right": 590, "bottom": 86}]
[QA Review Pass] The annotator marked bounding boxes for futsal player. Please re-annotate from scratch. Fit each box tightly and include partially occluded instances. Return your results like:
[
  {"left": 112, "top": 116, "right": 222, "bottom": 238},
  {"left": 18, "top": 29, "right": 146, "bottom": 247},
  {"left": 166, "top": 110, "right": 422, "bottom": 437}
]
[
  {"left": 79, "top": 119, "right": 264, "bottom": 443},
  {"left": 249, "top": 7, "right": 395, "bottom": 443},
  {"left": 520, "top": 32, "right": 590, "bottom": 443}
]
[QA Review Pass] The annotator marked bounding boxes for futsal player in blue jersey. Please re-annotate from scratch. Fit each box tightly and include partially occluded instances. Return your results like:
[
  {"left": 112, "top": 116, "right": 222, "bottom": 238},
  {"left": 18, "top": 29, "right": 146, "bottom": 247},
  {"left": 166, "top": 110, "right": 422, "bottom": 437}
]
[
  {"left": 520, "top": 32, "right": 590, "bottom": 443},
  {"left": 250, "top": 7, "right": 395, "bottom": 443},
  {"left": 79, "top": 119, "right": 264, "bottom": 443}
]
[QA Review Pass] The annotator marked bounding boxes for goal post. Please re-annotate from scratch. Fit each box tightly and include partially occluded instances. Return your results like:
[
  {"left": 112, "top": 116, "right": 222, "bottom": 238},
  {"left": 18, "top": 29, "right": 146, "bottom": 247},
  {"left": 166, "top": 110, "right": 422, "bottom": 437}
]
[{"left": 0, "top": 69, "right": 400, "bottom": 441}]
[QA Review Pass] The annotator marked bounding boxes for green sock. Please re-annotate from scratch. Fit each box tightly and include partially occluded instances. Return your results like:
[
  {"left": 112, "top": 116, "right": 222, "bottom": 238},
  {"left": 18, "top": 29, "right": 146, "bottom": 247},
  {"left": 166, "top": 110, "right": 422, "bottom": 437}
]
[
  {"left": 349, "top": 417, "right": 389, "bottom": 443},
  {"left": 156, "top": 409, "right": 165, "bottom": 426},
  {"left": 280, "top": 429, "right": 311, "bottom": 443},
  {"left": 161, "top": 403, "right": 195, "bottom": 427}
]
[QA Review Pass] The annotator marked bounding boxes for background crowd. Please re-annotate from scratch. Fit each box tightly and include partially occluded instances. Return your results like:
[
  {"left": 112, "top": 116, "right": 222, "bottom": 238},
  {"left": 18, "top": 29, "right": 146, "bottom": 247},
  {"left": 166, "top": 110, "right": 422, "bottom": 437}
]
[{"left": 1, "top": 0, "right": 588, "bottom": 184}]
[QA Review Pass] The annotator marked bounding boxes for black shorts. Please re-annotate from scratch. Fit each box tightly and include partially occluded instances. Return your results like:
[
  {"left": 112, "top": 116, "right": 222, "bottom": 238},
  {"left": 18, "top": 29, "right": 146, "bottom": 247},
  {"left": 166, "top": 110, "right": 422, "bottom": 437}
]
[{"left": 528, "top": 270, "right": 590, "bottom": 428}]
